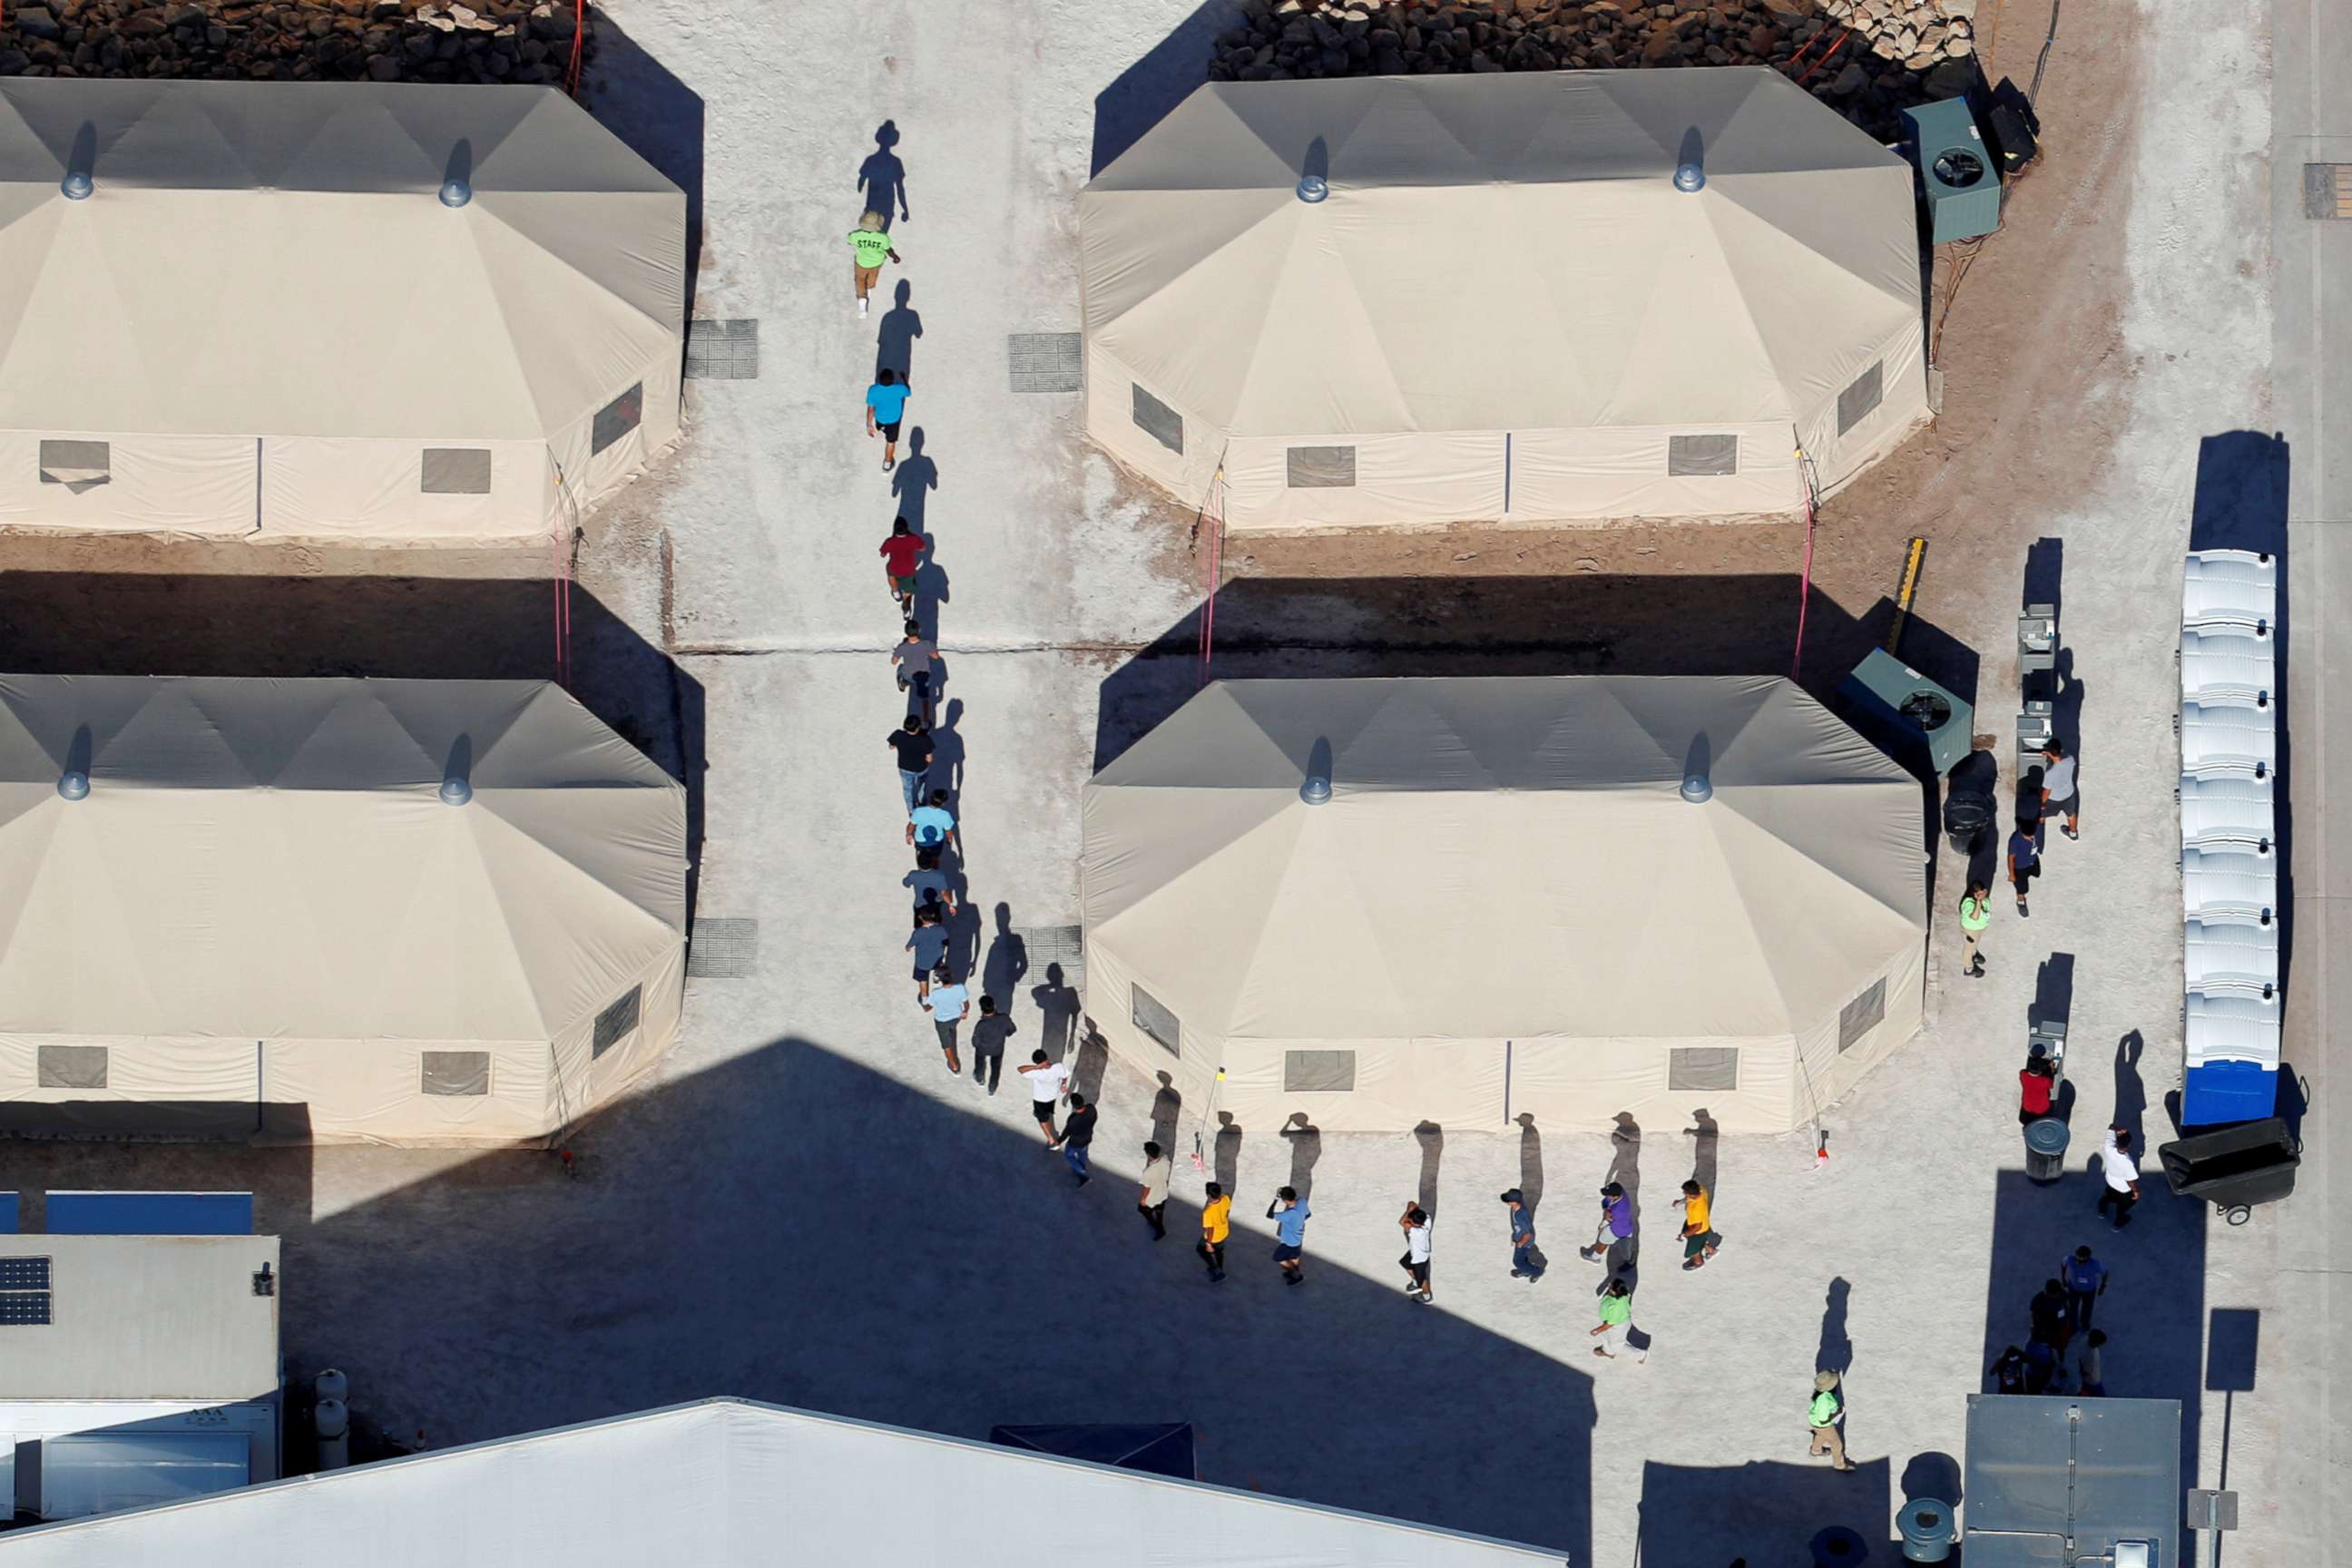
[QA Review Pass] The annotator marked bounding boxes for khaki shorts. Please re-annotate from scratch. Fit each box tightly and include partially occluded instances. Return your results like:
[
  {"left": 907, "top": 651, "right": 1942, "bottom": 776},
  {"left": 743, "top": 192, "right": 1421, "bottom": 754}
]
[{"left": 855, "top": 262, "right": 883, "bottom": 293}]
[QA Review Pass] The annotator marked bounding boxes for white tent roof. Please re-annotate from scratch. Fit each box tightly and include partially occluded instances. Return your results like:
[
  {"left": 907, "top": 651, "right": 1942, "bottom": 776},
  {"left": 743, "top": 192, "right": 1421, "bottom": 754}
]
[
  {"left": 1087, "top": 70, "right": 1915, "bottom": 439},
  {"left": 0, "top": 1398, "right": 1563, "bottom": 1566},
  {"left": 1086, "top": 677, "right": 1924, "bottom": 1044},
  {"left": 0, "top": 81, "right": 682, "bottom": 444},
  {"left": 0, "top": 675, "right": 685, "bottom": 1045}
]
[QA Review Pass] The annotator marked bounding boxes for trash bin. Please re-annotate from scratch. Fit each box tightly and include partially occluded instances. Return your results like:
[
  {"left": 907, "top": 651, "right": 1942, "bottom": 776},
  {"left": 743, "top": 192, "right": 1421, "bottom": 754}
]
[
  {"left": 1899, "top": 1497, "right": 1957, "bottom": 1563},
  {"left": 2024, "top": 1117, "right": 2070, "bottom": 1182}
]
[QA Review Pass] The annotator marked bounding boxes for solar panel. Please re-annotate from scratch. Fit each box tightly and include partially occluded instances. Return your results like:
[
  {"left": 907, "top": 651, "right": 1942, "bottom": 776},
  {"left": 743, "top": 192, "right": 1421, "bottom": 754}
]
[
  {"left": 0, "top": 1293, "right": 50, "bottom": 1325},
  {"left": 0, "top": 1256, "right": 51, "bottom": 1290}
]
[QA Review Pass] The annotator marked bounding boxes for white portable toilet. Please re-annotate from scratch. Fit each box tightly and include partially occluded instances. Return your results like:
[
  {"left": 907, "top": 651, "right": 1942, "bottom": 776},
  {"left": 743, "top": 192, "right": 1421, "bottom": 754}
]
[
  {"left": 2184, "top": 912, "right": 2280, "bottom": 990},
  {"left": 2181, "top": 548, "right": 2277, "bottom": 630},
  {"left": 2180, "top": 699, "right": 2277, "bottom": 777},
  {"left": 2178, "top": 771, "right": 2275, "bottom": 847},
  {"left": 2181, "top": 841, "right": 2278, "bottom": 920},
  {"left": 2180, "top": 624, "right": 2277, "bottom": 705}
]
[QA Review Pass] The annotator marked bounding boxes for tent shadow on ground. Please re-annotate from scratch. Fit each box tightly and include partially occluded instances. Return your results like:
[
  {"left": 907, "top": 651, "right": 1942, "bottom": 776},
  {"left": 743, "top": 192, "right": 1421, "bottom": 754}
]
[
  {"left": 1090, "top": 0, "right": 1246, "bottom": 177},
  {"left": 44, "top": 1038, "right": 1600, "bottom": 1558},
  {"left": 0, "top": 571, "right": 707, "bottom": 926},
  {"left": 586, "top": 10, "right": 707, "bottom": 317},
  {"left": 1093, "top": 572, "right": 1891, "bottom": 772},
  {"left": 1638, "top": 1455, "right": 1893, "bottom": 1564},
  {"left": 1976, "top": 1167, "right": 2207, "bottom": 1520}
]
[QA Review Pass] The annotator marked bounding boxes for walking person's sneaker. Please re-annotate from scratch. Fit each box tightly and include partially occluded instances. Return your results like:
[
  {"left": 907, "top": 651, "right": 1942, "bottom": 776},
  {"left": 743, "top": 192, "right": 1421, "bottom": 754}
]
[
  {"left": 1508, "top": 1268, "right": 1527, "bottom": 1279},
  {"left": 2017, "top": 897, "right": 2030, "bottom": 917},
  {"left": 1418, "top": 1289, "right": 1433, "bottom": 1304},
  {"left": 2063, "top": 824, "right": 2080, "bottom": 839},
  {"left": 858, "top": 297, "right": 869, "bottom": 318}
]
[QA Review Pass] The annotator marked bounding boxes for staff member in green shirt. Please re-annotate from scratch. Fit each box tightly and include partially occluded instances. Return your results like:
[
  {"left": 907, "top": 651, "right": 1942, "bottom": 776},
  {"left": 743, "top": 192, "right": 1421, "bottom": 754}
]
[
  {"left": 1589, "top": 1277, "right": 1645, "bottom": 1362},
  {"left": 1959, "top": 881, "right": 1991, "bottom": 978},
  {"left": 1808, "top": 1370, "right": 1857, "bottom": 1472},
  {"left": 848, "top": 212, "right": 901, "bottom": 319}
]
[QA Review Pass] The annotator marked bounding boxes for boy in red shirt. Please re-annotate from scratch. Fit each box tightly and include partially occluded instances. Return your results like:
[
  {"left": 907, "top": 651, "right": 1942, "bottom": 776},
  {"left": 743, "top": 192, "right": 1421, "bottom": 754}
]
[
  {"left": 2019, "top": 1053, "right": 2056, "bottom": 1125},
  {"left": 878, "top": 516, "right": 926, "bottom": 609}
]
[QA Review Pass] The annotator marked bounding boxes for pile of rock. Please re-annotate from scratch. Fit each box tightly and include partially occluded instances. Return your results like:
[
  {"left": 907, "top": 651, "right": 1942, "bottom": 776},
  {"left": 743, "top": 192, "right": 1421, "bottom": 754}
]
[
  {"left": 0, "top": 0, "right": 589, "bottom": 85},
  {"left": 1210, "top": 0, "right": 1984, "bottom": 141}
]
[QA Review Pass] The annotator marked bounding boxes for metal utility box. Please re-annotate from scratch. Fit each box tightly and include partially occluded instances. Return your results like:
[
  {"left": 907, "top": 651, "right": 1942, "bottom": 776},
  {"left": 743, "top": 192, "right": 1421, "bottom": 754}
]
[
  {"left": 1963, "top": 1396, "right": 2180, "bottom": 1568},
  {"left": 1840, "top": 649, "right": 1975, "bottom": 777},
  {"left": 1904, "top": 98, "right": 2003, "bottom": 243}
]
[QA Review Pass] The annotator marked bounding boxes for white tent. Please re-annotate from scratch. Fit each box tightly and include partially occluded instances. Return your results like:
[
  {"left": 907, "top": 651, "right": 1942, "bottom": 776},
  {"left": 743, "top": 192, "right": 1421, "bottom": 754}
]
[
  {"left": 0, "top": 1398, "right": 1563, "bottom": 1566},
  {"left": 0, "top": 675, "right": 687, "bottom": 1145},
  {"left": 1083, "top": 677, "right": 1926, "bottom": 1134},
  {"left": 0, "top": 81, "right": 684, "bottom": 542},
  {"left": 1081, "top": 69, "right": 1928, "bottom": 531}
]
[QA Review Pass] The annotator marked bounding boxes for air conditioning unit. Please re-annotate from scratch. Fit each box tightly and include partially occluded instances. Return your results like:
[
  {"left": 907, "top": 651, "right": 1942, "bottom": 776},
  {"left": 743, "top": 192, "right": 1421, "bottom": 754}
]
[
  {"left": 11, "top": 1402, "right": 275, "bottom": 1522},
  {"left": 1903, "top": 99, "right": 2003, "bottom": 243}
]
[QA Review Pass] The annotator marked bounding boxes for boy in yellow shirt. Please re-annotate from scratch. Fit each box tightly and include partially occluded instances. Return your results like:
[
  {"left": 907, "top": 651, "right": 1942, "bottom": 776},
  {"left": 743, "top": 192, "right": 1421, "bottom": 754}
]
[
  {"left": 1196, "top": 1181, "right": 1231, "bottom": 1284},
  {"left": 1675, "top": 1179, "right": 1721, "bottom": 1270}
]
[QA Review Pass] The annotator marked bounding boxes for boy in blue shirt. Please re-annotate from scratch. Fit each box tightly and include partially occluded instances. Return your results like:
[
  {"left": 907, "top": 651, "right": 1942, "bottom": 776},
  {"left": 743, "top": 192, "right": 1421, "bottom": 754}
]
[
  {"left": 1267, "top": 1186, "right": 1310, "bottom": 1287},
  {"left": 866, "top": 368, "right": 911, "bottom": 470}
]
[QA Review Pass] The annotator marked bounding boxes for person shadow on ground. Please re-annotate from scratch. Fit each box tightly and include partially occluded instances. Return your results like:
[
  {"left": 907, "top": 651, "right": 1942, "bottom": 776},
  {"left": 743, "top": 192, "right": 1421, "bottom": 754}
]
[
  {"left": 1283, "top": 1112, "right": 1322, "bottom": 1204},
  {"left": 890, "top": 428, "right": 938, "bottom": 534},
  {"left": 857, "top": 120, "right": 908, "bottom": 230},
  {"left": 1214, "top": 1111, "right": 1243, "bottom": 1196},
  {"left": 930, "top": 699, "right": 966, "bottom": 797},
  {"left": 910, "top": 557, "right": 951, "bottom": 645},
  {"left": 1817, "top": 1276, "right": 1854, "bottom": 1377},
  {"left": 875, "top": 279, "right": 923, "bottom": 387},
  {"left": 984, "top": 903, "right": 1028, "bottom": 1004},
  {"left": 1030, "top": 962, "right": 1080, "bottom": 1063}
]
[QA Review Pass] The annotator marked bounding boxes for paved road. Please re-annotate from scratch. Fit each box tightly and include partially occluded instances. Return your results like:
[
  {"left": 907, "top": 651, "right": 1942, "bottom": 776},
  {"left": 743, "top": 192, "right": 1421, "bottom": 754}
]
[{"left": 2266, "top": 0, "right": 2351, "bottom": 1558}]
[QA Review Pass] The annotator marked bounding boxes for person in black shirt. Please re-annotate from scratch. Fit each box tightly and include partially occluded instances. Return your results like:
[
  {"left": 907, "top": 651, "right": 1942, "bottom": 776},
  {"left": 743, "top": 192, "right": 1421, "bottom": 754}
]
[
  {"left": 887, "top": 715, "right": 932, "bottom": 816},
  {"left": 1060, "top": 1093, "right": 1098, "bottom": 1186},
  {"left": 1987, "top": 1345, "right": 2027, "bottom": 1394},
  {"left": 969, "top": 995, "right": 1015, "bottom": 1094}
]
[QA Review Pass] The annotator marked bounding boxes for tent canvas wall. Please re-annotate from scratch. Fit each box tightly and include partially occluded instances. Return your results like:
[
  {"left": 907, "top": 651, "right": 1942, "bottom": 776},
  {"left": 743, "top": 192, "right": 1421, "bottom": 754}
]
[
  {"left": 0, "top": 82, "right": 684, "bottom": 543},
  {"left": 0, "top": 676, "right": 687, "bottom": 1145},
  {"left": 1082, "top": 678, "right": 1927, "bottom": 1135},
  {"left": 1081, "top": 69, "right": 1928, "bottom": 532}
]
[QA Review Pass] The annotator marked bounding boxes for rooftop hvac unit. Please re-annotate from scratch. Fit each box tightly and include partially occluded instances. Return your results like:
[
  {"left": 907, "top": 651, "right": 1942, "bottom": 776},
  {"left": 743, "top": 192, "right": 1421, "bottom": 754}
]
[
  {"left": 1902, "top": 99, "right": 2003, "bottom": 244},
  {"left": 2182, "top": 548, "right": 2277, "bottom": 630}
]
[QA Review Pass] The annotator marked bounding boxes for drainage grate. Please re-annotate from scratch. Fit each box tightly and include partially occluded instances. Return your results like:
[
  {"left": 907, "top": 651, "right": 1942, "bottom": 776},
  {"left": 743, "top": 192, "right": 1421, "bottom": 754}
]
[
  {"left": 1006, "top": 332, "right": 1083, "bottom": 394},
  {"left": 685, "top": 319, "right": 760, "bottom": 379},
  {"left": 686, "top": 916, "right": 760, "bottom": 978},
  {"left": 2305, "top": 165, "right": 2352, "bottom": 220},
  {"left": 1017, "top": 924, "right": 1084, "bottom": 989}
]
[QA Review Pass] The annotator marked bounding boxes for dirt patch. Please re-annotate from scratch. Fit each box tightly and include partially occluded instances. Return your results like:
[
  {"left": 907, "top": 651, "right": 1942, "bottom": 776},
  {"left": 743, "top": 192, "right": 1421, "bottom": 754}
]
[{"left": 1222, "top": 1, "right": 2136, "bottom": 694}]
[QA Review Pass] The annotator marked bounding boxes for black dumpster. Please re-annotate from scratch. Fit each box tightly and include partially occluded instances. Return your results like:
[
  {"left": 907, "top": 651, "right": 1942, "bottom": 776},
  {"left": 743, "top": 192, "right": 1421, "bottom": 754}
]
[{"left": 2157, "top": 1117, "right": 2300, "bottom": 1225}]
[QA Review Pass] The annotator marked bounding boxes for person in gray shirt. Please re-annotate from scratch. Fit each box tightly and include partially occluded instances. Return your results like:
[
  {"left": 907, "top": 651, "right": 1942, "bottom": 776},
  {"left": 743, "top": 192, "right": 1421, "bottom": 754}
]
[
  {"left": 2040, "top": 740, "right": 2081, "bottom": 840},
  {"left": 906, "top": 906, "right": 950, "bottom": 1004},
  {"left": 891, "top": 620, "right": 938, "bottom": 723}
]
